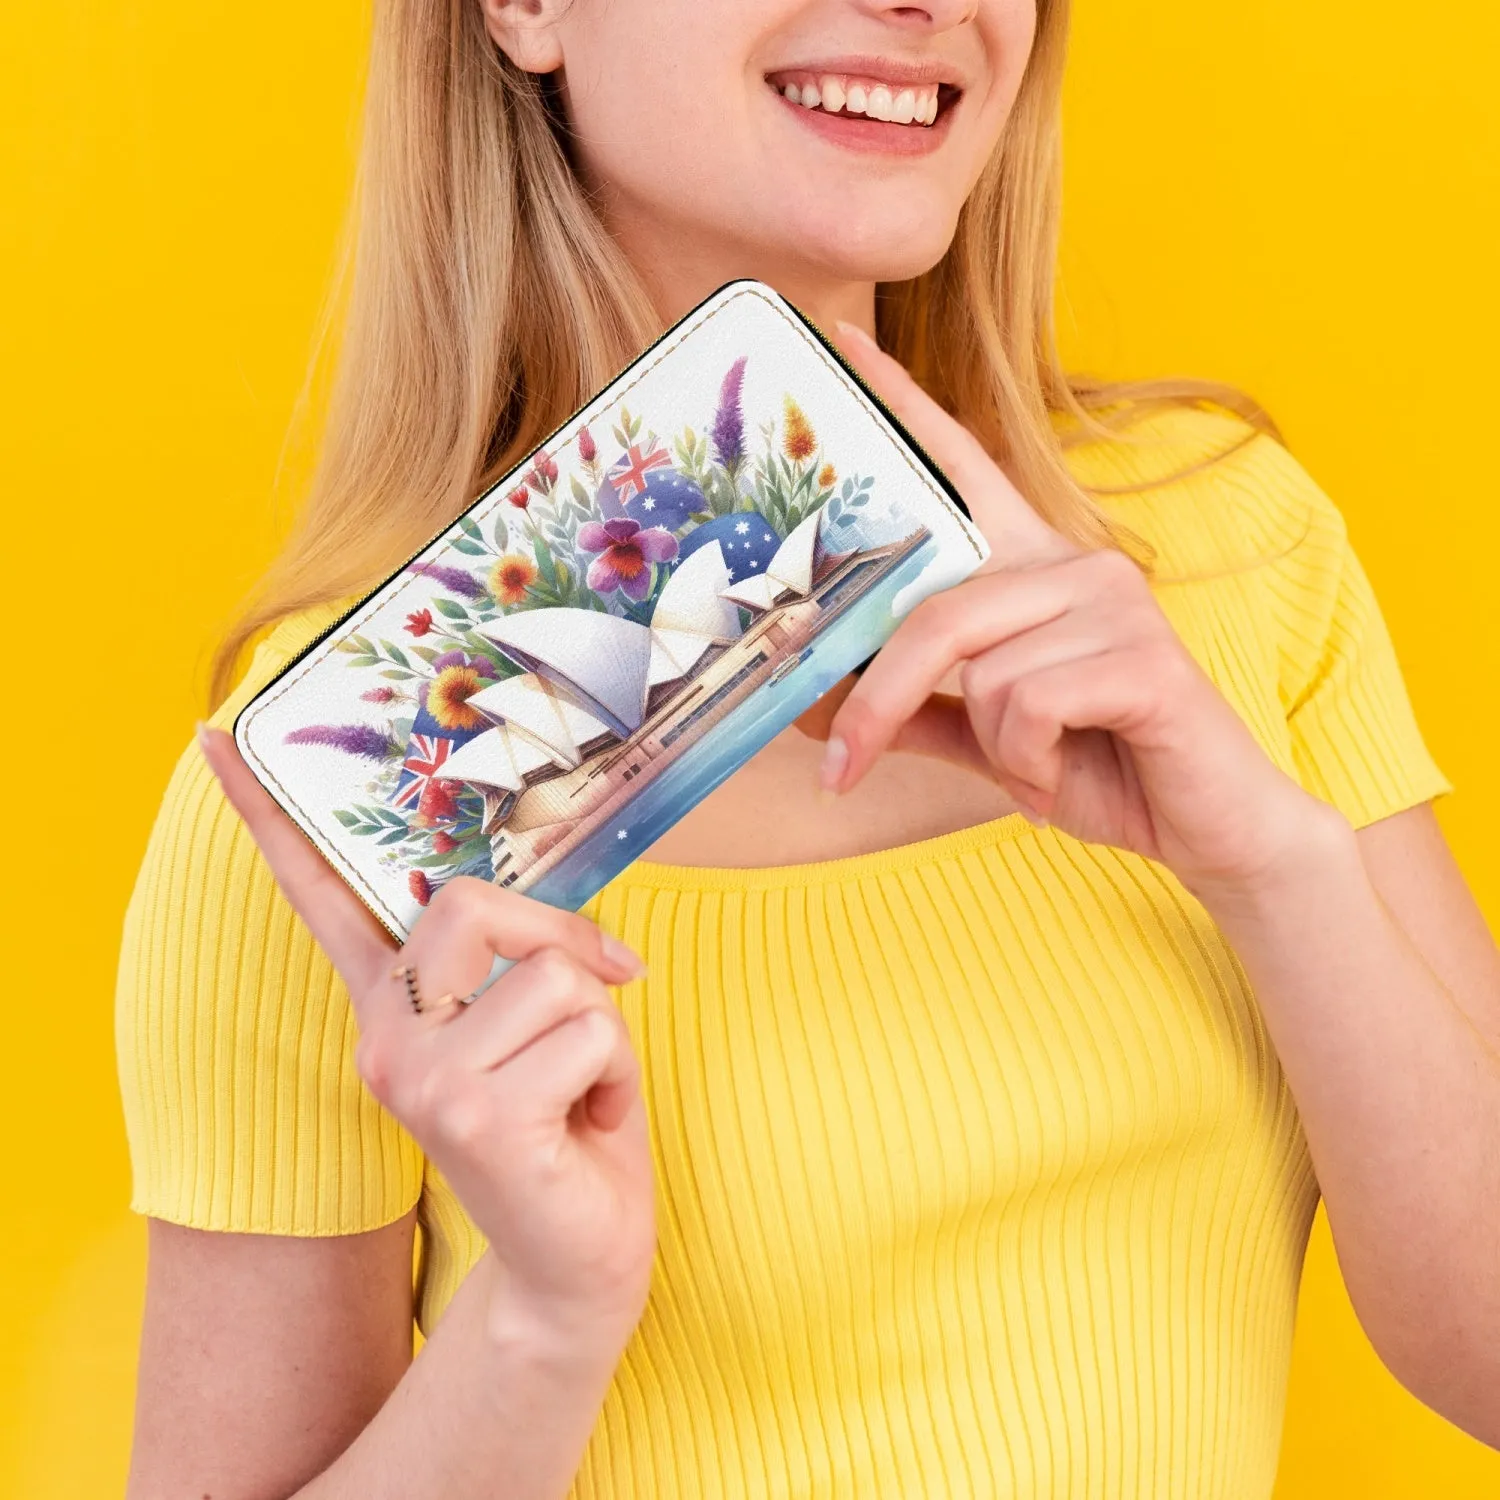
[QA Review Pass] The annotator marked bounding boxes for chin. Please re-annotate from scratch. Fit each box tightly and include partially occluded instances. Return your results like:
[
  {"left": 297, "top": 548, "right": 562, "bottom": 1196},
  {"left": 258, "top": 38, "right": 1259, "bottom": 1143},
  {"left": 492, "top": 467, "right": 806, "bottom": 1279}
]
[{"left": 797, "top": 229, "right": 956, "bottom": 288}]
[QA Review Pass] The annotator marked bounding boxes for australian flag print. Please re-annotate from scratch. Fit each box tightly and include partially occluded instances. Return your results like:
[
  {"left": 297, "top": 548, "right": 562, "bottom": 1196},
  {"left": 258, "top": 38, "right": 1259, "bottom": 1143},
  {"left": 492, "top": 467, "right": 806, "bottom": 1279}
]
[
  {"left": 392, "top": 706, "right": 486, "bottom": 811},
  {"left": 677, "top": 507, "right": 781, "bottom": 583}
]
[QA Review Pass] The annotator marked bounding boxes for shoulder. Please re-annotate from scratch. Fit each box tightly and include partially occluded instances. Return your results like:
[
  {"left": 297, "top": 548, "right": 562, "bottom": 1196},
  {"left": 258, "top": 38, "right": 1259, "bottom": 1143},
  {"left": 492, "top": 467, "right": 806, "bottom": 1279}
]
[
  {"left": 117, "top": 592, "right": 423, "bottom": 1233},
  {"left": 220, "top": 599, "right": 361, "bottom": 723},
  {"left": 1057, "top": 402, "right": 1347, "bottom": 582},
  {"left": 126, "top": 599, "right": 361, "bottom": 937}
]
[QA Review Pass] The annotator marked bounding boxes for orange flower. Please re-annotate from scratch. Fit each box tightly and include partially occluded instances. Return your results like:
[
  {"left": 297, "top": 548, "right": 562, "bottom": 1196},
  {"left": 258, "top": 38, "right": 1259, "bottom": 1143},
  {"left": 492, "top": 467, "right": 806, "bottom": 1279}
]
[
  {"left": 782, "top": 397, "right": 816, "bottom": 462},
  {"left": 817, "top": 462, "right": 836, "bottom": 489},
  {"left": 488, "top": 552, "right": 538, "bottom": 605},
  {"left": 426, "top": 665, "right": 488, "bottom": 731}
]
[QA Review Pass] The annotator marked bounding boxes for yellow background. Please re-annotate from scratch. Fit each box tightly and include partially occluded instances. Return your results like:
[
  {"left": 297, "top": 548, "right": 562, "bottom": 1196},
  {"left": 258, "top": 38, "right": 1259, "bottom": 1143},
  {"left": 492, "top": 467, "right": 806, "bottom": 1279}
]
[{"left": 2, "top": 2, "right": 1496, "bottom": 1493}]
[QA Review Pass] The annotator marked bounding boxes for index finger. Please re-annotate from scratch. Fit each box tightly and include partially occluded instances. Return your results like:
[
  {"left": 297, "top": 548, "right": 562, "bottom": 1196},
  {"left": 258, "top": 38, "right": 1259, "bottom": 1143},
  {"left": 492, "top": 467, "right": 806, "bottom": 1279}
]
[
  {"left": 828, "top": 320, "right": 1077, "bottom": 567},
  {"left": 198, "top": 724, "right": 397, "bottom": 991}
]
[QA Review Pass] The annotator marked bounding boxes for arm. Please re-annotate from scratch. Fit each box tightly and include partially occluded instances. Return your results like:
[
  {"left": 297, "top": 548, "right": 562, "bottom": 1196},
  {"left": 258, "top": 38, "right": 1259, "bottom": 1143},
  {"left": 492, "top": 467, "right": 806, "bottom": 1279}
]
[
  {"left": 123, "top": 728, "right": 658, "bottom": 1498},
  {"left": 820, "top": 320, "right": 1500, "bottom": 1446},
  {"left": 1196, "top": 802, "right": 1500, "bottom": 1443},
  {"left": 129, "top": 1215, "right": 627, "bottom": 1500}
]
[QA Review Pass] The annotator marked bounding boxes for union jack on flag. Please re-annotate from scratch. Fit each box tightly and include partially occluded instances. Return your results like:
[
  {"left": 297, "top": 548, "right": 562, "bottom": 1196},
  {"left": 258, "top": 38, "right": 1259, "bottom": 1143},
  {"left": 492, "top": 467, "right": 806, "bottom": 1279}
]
[
  {"left": 607, "top": 442, "right": 671, "bottom": 502},
  {"left": 392, "top": 732, "right": 453, "bottom": 809},
  {"left": 390, "top": 706, "right": 486, "bottom": 813}
]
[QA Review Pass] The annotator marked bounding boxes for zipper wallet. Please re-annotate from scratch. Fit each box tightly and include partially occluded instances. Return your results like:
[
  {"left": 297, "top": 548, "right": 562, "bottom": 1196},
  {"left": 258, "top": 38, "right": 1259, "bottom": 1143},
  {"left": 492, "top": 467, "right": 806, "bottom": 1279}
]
[{"left": 235, "top": 280, "right": 990, "bottom": 939}]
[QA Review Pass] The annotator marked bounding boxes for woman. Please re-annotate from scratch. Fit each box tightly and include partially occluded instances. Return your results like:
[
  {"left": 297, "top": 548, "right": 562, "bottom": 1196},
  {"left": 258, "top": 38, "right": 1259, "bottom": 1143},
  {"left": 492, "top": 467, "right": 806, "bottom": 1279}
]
[{"left": 118, "top": 0, "right": 1500, "bottom": 1495}]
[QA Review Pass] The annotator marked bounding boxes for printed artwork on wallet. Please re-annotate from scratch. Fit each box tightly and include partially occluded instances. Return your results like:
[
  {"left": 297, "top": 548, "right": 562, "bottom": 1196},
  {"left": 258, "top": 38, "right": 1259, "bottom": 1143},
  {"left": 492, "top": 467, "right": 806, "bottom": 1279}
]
[{"left": 236, "top": 281, "right": 989, "bottom": 938}]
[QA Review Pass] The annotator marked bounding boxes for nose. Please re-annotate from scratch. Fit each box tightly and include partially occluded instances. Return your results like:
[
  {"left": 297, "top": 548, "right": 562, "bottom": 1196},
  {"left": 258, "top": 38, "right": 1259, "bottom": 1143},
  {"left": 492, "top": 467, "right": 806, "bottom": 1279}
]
[{"left": 854, "top": 0, "right": 978, "bottom": 30}]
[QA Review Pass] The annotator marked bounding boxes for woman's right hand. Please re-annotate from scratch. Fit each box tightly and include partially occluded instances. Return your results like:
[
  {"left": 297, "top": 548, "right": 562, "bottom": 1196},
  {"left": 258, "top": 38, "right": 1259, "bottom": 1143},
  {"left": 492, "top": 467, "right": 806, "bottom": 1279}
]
[{"left": 197, "top": 724, "right": 656, "bottom": 1358}]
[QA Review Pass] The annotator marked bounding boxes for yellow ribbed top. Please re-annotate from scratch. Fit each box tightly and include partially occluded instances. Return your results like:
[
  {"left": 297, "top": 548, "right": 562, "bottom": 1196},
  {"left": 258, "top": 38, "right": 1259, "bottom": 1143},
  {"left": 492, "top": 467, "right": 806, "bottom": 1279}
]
[{"left": 116, "top": 407, "right": 1450, "bottom": 1498}]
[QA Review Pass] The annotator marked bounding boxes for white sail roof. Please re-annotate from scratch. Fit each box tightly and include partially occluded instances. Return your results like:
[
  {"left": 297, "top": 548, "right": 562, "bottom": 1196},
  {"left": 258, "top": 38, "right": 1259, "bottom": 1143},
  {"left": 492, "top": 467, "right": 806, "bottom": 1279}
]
[
  {"left": 766, "top": 510, "right": 822, "bottom": 594},
  {"left": 434, "top": 722, "right": 556, "bottom": 793},
  {"left": 646, "top": 541, "right": 742, "bottom": 686},
  {"left": 465, "top": 672, "right": 610, "bottom": 768},
  {"left": 718, "top": 510, "right": 823, "bottom": 612},
  {"left": 650, "top": 541, "right": 742, "bottom": 639},
  {"left": 719, "top": 571, "right": 781, "bottom": 611},
  {"left": 479, "top": 609, "right": 654, "bottom": 736}
]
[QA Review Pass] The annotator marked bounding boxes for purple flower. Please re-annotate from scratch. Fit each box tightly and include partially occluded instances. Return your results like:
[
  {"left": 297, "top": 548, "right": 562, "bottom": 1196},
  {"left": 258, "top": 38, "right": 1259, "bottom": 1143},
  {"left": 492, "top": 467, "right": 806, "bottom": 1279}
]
[
  {"left": 576, "top": 516, "right": 678, "bottom": 600},
  {"left": 284, "top": 724, "right": 402, "bottom": 761},
  {"left": 711, "top": 356, "right": 747, "bottom": 471},
  {"left": 407, "top": 562, "right": 484, "bottom": 598},
  {"left": 433, "top": 649, "right": 499, "bottom": 678}
]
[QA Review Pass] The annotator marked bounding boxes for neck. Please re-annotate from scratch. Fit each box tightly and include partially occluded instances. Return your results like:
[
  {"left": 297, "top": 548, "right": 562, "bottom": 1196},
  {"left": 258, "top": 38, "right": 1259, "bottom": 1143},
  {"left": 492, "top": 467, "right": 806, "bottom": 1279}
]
[{"left": 604, "top": 200, "right": 879, "bottom": 341}]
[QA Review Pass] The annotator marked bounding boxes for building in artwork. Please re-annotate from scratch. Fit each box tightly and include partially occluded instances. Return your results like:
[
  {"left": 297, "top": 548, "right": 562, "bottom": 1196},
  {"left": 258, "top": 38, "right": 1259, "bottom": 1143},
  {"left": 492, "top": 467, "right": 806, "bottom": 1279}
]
[{"left": 433, "top": 512, "right": 931, "bottom": 890}]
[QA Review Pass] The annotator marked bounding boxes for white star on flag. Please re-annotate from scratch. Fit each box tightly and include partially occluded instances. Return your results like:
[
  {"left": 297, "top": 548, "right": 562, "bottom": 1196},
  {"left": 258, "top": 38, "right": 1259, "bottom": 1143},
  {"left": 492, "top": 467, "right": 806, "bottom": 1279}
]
[
  {"left": 617, "top": 829, "right": 629, "bottom": 840},
  {"left": 735, "top": 520, "right": 750, "bottom": 534}
]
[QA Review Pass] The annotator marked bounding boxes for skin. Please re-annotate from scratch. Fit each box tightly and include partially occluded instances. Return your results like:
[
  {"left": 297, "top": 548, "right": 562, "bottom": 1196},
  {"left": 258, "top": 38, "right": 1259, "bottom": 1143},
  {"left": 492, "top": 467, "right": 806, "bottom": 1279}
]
[{"left": 128, "top": 0, "right": 1500, "bottom": 1495}]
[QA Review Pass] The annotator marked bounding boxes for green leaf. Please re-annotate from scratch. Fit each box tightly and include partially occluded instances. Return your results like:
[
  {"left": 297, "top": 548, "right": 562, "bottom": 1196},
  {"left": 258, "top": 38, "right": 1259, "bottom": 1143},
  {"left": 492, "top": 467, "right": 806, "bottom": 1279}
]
[
  {"left": 458, "top": 514, "right": 484, "bottom": 539},
  {"left": 449, "top": 537, "right": 487, "bottom": 556},
  {"left": 376, "top": 807, "right": 409, "bottom": 827},
  {"left": 349, "top": 823, "right": 384, "bottom": 838},
  {"left": 432, "top": 598, "right": 469, "bottom": 620},
  {"left": 376, "top": 827, "right": 410, "bottom": 846},
  {"left": 384, "top": 644, "right": 410, "bottom": 668},
  {"left": 532, "top": 535, "right": 558, "bottom": 588},
  {"left": 409, "top": 645, "right": 440, "bottom": 664},
  {"left": 346, "top": 655, "right": 380, "bottom": 670},
  {"left": 331, "top": 808, "right": 360, "bottom": 828},
  {"left": 379, "top": 668, "right": 418, "bottom": 680}
]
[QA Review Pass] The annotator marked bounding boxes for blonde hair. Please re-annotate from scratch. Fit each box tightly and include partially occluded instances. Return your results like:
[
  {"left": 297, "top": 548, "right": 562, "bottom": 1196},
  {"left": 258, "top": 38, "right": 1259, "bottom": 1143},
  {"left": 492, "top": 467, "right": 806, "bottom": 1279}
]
[{"left": 211, "top": 0, "right": 1274, "bottom": 706}]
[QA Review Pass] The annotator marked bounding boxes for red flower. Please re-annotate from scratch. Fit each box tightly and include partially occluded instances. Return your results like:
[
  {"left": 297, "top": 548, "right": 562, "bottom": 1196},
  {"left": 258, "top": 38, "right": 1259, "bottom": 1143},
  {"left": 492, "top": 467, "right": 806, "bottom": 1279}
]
[
  {"left": 506, "top": 486, "right": 530, "bottom": 510},
  {"left": 414, "top": 776, "right": 461, "bottom": 828},
  {"left": 432, "top": 831, "right": 459, "bottom": 854},
  {"left": 404, "top": 609, "right": 434, "bottom": 636},
  {"left": 408, "top": 870, "right": 433, "bottom": 906},
  {"left": 527, "top": 450, "right": 559, "bottom": 491},
  {"left": 577, "top": 426, "right": 596, "bottom": 463}
]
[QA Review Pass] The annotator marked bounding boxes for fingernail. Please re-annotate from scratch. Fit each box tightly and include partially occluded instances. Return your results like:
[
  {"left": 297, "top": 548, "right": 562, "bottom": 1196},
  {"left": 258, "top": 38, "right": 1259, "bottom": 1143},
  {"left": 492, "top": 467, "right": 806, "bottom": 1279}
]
[
  {"left": 195, "top": 720, "right": 214, "bottom": 757},
  {"left": 601, "top": 932, "right": 647, "bottom": 979},
  {"left": 834, "top": 319, "right": 877, "bottom": 351},
  {"left": 819, "top": 735, "right": 849, "bottom": 794}
]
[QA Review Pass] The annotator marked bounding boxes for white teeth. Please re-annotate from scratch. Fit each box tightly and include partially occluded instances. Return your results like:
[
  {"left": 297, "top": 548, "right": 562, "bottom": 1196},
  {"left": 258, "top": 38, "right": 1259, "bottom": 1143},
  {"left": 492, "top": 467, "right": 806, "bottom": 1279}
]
[{"left": 778, "top": 76, "right": 943, "bottom": 126}]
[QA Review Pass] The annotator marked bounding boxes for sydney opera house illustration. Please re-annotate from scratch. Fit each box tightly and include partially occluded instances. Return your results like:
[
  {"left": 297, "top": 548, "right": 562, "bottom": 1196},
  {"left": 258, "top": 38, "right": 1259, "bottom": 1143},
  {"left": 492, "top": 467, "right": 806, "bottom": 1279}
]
[{"left": 430, "top": 511, "right": 931, "bottom": 893}]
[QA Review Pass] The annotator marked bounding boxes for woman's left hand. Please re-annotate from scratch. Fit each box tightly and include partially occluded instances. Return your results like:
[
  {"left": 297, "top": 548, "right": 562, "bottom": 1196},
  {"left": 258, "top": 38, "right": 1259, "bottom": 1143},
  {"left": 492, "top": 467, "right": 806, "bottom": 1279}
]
[{"left": 820, "top": 321, "right": 1339, "bottom": 899}]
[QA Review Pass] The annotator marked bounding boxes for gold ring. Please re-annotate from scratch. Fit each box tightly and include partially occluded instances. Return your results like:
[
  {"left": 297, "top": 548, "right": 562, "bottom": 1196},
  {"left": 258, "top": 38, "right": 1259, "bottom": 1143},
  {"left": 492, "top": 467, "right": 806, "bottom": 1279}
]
[{"left": 391, "top": 964, "right": 458, "bottom": 1015}]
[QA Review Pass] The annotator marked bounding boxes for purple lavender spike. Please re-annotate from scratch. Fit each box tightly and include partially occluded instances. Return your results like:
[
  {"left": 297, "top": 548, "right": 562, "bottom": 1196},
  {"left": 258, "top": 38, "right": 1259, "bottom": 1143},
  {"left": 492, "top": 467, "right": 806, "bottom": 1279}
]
[
  {"left": 711, "top": 356, "right": 747, "bottom": 471},
  {"left": 283, "top": 725, "right": 402, "bottom": 761},
  {"left": 407, "top": 562, "right": 485, "bottom": 598}
]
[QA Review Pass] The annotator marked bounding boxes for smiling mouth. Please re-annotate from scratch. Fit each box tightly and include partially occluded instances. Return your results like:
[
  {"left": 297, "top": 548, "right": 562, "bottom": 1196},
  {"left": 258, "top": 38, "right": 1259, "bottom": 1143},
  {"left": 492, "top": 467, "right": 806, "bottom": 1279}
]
[{"left": 764, "top": 71, "right": 961, "bottom": 129}]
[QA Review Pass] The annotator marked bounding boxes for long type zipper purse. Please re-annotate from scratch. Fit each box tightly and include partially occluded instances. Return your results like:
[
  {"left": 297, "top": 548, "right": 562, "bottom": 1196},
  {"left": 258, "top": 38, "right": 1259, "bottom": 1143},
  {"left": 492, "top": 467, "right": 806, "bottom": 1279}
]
[{"left": 235, "top": 279, "right": 990, "bottom": 940}]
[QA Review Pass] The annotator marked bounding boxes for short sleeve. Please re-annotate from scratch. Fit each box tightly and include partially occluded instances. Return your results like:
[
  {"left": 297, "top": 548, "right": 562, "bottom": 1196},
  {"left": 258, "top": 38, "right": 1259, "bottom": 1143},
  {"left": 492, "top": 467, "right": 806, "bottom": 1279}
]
[
  {"left": 1265, "top": 466, "right": 1452, "bottom": 829},
  {"left": 115, "top": 609, "right": 425, "bottom": 1235}
]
